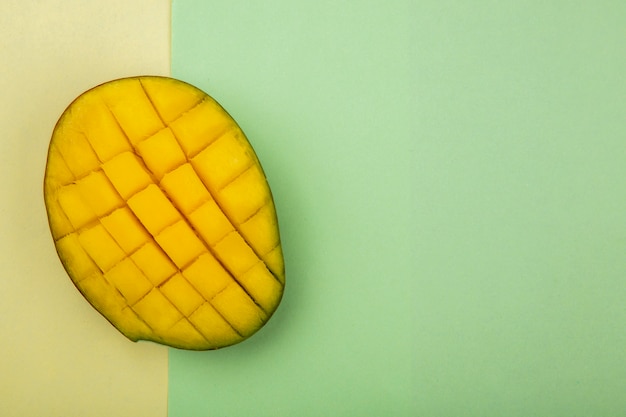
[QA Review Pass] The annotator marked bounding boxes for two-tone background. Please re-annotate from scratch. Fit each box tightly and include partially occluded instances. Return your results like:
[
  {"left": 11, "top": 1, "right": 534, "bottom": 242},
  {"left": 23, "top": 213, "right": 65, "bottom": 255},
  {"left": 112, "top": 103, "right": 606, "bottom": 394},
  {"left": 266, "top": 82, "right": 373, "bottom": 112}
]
[{"left": 1, "top": 1, "right": 625, "bottom": 416}]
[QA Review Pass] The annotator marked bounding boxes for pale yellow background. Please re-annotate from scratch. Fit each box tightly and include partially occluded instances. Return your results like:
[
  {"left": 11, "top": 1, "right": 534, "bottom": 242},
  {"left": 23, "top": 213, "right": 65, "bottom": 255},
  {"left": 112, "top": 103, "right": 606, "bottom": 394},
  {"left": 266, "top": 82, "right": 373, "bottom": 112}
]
[{"left": 0, "top": 1, "right": 170, "bottom": 416}]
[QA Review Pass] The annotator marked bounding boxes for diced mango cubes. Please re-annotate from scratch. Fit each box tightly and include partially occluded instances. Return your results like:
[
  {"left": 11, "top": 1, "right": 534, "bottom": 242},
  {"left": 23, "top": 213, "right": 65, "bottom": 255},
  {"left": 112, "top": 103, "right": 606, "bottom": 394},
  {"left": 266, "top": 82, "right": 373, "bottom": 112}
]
[{"left": 43, "top": 76, "right": 285, "bottom": 350}]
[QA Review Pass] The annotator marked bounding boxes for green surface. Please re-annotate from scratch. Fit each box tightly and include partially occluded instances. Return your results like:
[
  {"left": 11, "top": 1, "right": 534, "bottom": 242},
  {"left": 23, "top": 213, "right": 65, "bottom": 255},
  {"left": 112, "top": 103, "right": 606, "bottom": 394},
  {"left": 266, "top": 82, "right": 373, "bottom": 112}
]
[{"left": 170, "top": 1, "right": 625, "bottom": 415}]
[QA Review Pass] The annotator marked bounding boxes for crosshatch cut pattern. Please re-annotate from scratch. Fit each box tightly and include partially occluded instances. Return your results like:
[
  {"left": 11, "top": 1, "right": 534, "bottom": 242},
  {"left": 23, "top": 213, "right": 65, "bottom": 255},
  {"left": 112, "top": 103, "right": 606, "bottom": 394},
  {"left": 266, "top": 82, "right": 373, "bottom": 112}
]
[{"left": 44, "top": 76, "right": 285, "bottom": 350}]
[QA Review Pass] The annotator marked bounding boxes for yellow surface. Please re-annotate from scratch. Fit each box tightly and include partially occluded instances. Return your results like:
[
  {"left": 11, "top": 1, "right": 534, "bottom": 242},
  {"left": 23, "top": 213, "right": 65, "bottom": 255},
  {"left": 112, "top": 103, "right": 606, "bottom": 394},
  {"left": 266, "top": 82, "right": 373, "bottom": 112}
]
[
  {"left": 44, "top": 76, "right": 285, "bottom": 350},
  {"left": 0, "top": 1, "right": 169, "bottom": 416}
]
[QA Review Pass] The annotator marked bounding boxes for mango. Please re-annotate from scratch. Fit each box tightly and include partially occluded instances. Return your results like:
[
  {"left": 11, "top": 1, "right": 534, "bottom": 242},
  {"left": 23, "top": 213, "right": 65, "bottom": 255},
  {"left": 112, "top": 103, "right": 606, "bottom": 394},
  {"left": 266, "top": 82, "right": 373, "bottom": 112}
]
[{"left": 44, "top": 76, "right": 285, "bottom": 350}]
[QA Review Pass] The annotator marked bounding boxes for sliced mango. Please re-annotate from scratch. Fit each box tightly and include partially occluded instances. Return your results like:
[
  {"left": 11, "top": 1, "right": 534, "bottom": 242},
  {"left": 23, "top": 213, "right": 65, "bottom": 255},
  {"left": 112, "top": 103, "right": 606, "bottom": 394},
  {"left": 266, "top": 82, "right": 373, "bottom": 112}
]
[{"left": 44, "top": 76, "right": 284, "bottom": 350}]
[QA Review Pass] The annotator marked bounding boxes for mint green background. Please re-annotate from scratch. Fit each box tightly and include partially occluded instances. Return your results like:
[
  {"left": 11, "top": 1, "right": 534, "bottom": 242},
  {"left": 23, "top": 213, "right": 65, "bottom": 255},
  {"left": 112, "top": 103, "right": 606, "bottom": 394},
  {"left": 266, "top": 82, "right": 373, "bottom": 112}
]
[{"left": 170, "top": 1, "right": 625, "bottom": 415}]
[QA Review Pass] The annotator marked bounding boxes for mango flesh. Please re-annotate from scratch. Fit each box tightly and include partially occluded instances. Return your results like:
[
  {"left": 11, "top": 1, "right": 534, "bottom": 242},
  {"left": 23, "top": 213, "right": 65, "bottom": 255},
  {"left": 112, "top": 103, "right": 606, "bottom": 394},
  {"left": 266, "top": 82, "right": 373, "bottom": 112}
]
[{"left": 44, "top": 76, "right": 285, "bottom": 350}]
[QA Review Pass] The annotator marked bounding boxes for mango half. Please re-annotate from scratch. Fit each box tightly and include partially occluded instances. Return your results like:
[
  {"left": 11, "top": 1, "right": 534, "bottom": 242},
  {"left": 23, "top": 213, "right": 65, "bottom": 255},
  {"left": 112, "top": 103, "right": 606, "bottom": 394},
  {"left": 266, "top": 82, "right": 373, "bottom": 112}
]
[{"left": 44, "top": 76, "right": 284, "bottom": 350}]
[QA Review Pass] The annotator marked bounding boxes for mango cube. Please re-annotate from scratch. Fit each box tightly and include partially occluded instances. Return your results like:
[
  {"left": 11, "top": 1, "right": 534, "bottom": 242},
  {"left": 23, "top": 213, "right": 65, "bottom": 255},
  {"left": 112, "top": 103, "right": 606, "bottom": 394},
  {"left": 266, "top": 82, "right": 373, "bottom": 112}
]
[
  {"left": 100, "top": 207, "right": 150, "bottom": 254},
  {"left": 188, "top": 199, "right": 235, "bottom": 245},
  {"left": 77, "top": 224, "right": 126, "bottom": 272},
  {"left": 170, "top": 98, "right": 233, "bottom": 158},
  {"left": 155, "top": 220, "right": 206, "bottom": 269},
  {"left": 182, "top": 253, "right": 234, "bottom": 301},
  {"left": 136, "top": 127, "right": 186, "bottom": 181},
  {"left": 127, "top": 184, "right": 181, "bottom": 236},
  {"left": 160, "top": 163, "right": 211, "bottom": 214},
  {"left": 160, "top": 273, "right": 205, "bottom": 317},
  {"left": 102, "top": 151, "right": 152, "bottom": 200},
  {"left": 130, "top": 242, "right": 177, "bottom": 286},
  {"left": 104, "top": 258, "right": 153, "bottom": 305}
]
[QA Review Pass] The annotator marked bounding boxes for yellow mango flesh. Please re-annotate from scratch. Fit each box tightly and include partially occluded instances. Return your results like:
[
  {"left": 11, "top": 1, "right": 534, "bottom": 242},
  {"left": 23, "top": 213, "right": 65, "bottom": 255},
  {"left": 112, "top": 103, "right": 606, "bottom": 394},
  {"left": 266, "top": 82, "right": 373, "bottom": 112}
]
[{"left": 44, "top": 76, "right": 285, "bottom": 350}]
